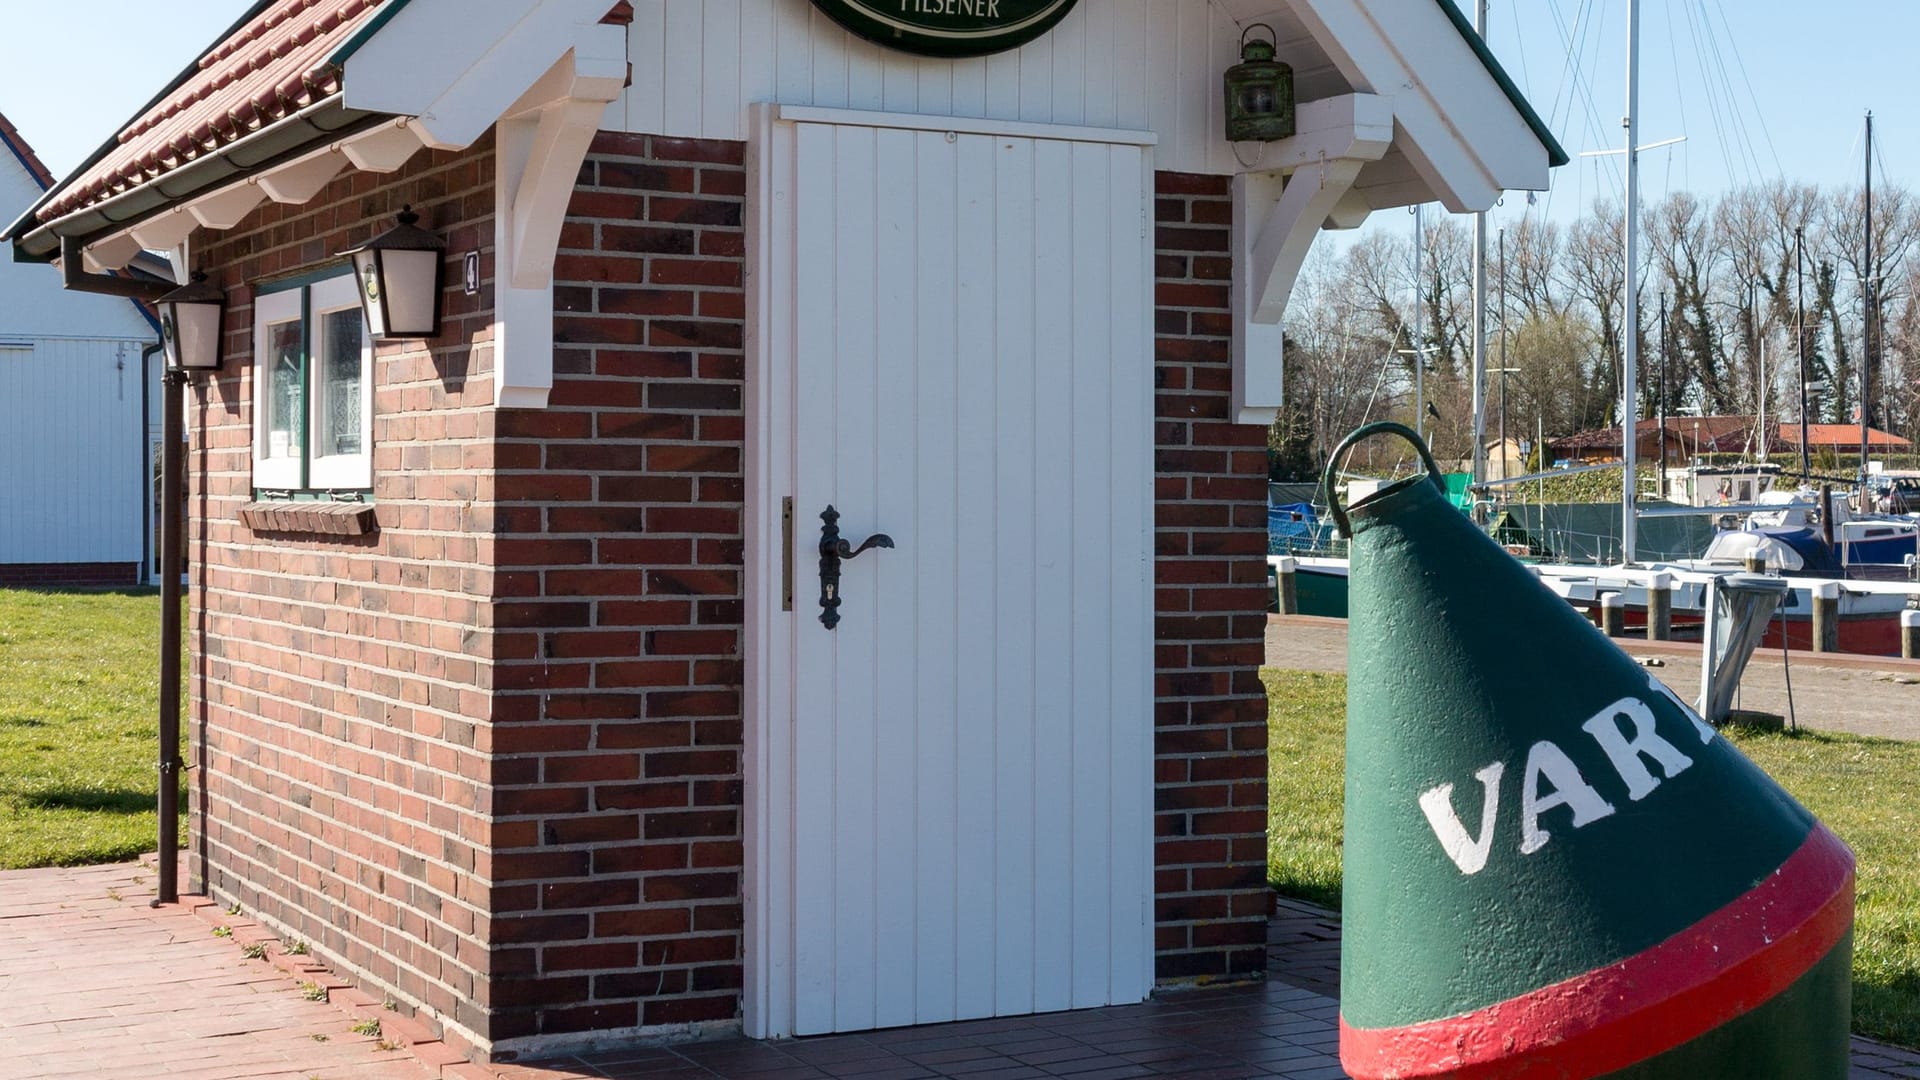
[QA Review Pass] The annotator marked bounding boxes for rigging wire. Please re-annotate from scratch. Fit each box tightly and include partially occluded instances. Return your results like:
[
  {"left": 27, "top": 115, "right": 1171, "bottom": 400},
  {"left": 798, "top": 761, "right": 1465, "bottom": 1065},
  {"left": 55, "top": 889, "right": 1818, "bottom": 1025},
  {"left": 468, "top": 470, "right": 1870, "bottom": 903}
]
[
  {"left": 1679, "top": 0, "right": 1741, "bottom": 190},
  {"left": 1661, "top": 0, "right": 1692, "bottom": 192},
  {"left": 1709, "top": 0, "right": 1783, "bottom": 177},
  {"left": 1694, "top": 0, "right": 1767, "bottom": 185},
  {"left": 1503, "top": 0, "right": 1537, "bottom": 117},
  {"left": 1545, "top": 0, "right": 1624, "bottom": 195}
]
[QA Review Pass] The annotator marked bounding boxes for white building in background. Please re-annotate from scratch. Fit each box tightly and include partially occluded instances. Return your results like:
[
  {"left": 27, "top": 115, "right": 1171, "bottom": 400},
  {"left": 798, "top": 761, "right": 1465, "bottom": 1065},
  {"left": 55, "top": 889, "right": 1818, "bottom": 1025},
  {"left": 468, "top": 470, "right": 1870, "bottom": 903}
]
[{"left": 0, "top": 111, "right": 160, "bottom": 586}]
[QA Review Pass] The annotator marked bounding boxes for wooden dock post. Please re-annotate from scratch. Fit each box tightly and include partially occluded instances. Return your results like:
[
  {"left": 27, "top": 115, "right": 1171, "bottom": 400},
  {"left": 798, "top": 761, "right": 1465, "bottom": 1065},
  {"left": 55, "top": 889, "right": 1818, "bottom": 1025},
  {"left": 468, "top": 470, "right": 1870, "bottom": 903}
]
[
  {"left": 1274, "top": 556, "right": 1298, "bottom": 615},
  {"left": 1647, "top": 572, "right": 1672, "bottom": 641},
  {"left": 1600, "top": 591, "right": 1625, "bottom": 637},
  {"left": 1811, "top": 581, "right": 1841, "bottom": 654}
]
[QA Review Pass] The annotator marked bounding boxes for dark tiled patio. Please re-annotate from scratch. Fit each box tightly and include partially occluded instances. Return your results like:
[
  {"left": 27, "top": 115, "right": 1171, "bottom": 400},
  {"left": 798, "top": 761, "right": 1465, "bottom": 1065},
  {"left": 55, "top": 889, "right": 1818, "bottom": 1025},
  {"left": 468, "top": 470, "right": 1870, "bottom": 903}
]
[
  {"left": 501, "top": 980, "right": 1347, "bottom": 1080},
  {"left": 499, "top": 897, "right": 1920, "bottom": 1080}
]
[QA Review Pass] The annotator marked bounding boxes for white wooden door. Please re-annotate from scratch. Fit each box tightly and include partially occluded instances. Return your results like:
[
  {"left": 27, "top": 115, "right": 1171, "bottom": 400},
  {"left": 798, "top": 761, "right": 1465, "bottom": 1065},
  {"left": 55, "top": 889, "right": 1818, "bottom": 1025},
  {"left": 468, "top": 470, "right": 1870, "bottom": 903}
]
[{"left": 747, "top": 107, "right": 1157, "bottom": 1038}]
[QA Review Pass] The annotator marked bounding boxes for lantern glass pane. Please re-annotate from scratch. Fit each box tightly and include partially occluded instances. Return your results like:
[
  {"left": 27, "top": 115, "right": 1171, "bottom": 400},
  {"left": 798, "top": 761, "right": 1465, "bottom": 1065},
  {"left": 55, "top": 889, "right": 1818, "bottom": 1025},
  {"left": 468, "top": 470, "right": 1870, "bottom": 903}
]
[
  {"left": 1239, "top": 83, "right": 1276, "bottom": 115},
  {"left": 316, "top": 308, "right": 365, "bottom": 458},
  {"left": 383, "top": 248, "right": 440, "bottom": 336},
  {"left": 160, "top": 306, "right": 182, "bottom": 369},
  {"left": 176, "top": 303, "right": 223, "bottom": 370},
  {"left": 353, "top": 250, "right": 386, "bottom": 338},
  {"left": 265, "top": 320, "right": 302, "bottom": 460}
]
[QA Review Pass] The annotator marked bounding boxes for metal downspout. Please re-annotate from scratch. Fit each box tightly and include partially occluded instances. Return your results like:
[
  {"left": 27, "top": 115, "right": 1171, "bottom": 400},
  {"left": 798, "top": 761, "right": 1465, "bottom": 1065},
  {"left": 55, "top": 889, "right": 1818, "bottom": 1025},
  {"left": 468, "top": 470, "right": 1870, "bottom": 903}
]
[{"left": 156, "top": 365, "right": 184, "bottom": 905}]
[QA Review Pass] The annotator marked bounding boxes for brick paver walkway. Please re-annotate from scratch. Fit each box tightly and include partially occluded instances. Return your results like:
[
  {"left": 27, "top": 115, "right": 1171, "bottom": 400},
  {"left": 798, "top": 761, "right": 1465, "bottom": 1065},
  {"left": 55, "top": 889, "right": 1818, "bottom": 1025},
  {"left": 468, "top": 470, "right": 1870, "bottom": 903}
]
[
  {"left": 5, "top": 862, "right": 1920, "bottom": 1079},
  {"left": 0, "top": 862, "right": 429, "bottom": 1080}
]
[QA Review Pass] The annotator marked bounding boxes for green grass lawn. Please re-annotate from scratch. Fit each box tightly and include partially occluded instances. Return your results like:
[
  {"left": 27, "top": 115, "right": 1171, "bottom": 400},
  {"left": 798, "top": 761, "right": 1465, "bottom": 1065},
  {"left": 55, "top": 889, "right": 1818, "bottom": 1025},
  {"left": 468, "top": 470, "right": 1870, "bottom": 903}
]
[
  {"left": 0, "top": 587, "right": 175, "bottom": 869},
  {"left": 1264, "top": 667, "right": 1920, "bottom": 1049}
]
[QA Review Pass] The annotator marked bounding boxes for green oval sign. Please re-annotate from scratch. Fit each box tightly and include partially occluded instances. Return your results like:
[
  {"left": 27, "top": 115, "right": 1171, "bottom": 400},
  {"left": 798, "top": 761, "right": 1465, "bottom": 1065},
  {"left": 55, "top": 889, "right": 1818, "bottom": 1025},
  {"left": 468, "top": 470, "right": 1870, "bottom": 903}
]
[{"left": 810, "top": 0, "right": 1081, "bottom": 58}]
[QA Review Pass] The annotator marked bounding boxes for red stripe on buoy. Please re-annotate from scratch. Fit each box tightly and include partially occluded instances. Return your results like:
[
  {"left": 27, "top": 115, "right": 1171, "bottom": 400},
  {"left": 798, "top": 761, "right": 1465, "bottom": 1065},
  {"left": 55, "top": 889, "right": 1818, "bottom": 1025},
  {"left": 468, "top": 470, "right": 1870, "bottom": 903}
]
[{"left": 1340, "top": 824, "right": 1854, "bottom": 1080}]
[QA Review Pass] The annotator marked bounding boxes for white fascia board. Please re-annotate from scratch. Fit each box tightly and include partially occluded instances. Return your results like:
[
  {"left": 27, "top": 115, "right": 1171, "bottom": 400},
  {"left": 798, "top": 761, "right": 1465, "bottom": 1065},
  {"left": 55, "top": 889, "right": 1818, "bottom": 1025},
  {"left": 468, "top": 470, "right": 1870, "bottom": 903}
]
[
  {"left": 342, "top": 0, "right": 624, "bottom": 151},
  {"left": 1286, "top": 0, "right": 1549, "bottom": 212}
]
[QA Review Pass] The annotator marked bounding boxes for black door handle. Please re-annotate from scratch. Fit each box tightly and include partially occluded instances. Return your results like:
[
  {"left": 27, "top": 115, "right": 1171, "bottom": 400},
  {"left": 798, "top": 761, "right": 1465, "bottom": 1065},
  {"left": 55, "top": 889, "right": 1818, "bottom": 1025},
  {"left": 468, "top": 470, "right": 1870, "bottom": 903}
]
[{"left": 819, "top": 505, "right": 893, "bottom": 630}]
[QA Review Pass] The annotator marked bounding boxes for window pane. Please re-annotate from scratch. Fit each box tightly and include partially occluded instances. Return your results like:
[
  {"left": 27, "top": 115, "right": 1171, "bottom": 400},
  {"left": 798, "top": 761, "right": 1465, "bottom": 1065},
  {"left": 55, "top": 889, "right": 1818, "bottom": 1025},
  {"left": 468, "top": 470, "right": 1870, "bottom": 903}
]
[
  {"left": 265, "top": 321, "right": 301, "bottom": 460},
  {"left": 318, "top": 308, "right": 364, "bottom": 458}
]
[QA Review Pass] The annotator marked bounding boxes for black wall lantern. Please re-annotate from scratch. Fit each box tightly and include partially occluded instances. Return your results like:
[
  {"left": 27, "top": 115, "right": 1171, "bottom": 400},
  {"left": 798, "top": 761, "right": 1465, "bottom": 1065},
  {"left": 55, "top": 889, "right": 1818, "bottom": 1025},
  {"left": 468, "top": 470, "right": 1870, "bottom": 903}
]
[
  {"left": 156, "top": 273, "right": 226, "bottom": 372},
  {"left": 344, "top": 205, "right": 445, "bottom": 339},
  {"left": 1224, "top": 24, "right": 1295, "bottom": 142}
]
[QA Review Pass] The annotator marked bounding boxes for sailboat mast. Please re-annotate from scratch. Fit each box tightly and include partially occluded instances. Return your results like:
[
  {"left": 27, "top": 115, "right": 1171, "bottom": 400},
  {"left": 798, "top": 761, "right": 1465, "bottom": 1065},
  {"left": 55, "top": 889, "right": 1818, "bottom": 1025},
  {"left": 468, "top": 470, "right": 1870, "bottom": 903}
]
[
  {"left": 1620, "top": 0, "right": 1642, "bottom": 563},
  {"left": 1861, "top": 110, "right": 1874, "bottom": 491},
  {"left": 1499, "top": 227, "right": 1509, "bottom": 482},
  {"left": 1798, "top": 225, "right": 1810, "bottom": 479},
  {"left": 1659, "top": 293, "right": 1668, "bottom": 498},
  {"left": 1413, "top": 205, "right": 1425, "bottom": 444},
  {"left": 1471, "top": 0, "right": 1490, "bottom": 494}
]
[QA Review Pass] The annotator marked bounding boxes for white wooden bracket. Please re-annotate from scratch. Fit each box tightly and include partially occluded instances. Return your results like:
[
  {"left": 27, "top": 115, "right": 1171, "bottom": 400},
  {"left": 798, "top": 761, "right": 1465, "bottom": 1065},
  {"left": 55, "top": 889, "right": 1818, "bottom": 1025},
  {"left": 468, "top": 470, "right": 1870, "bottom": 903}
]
[
  {"left": 492, "top": 32, "right": 627, "bottom": 409},
  {"left": 81, "top": 234, "right": 145, "bottom": 273},
  {"left": 340, "top": 122, "right": 426, "bottom": 173},
  {"left": 1231, "top": 93, "right": 1393, "bottom": 425},
  {"left": 257, "top": 152, "right": 348, "bottom": 204}
]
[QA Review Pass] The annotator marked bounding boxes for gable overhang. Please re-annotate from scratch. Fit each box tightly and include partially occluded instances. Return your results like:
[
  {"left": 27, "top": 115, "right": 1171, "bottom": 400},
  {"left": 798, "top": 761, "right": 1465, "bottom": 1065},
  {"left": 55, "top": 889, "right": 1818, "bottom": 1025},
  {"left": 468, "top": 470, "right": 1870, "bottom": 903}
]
[
  {"left": 1224, "top": 0, "right": 1565, "bottom": 423},
  {"left": 4, "top": 0, "right": 628, "bottom": 410}
]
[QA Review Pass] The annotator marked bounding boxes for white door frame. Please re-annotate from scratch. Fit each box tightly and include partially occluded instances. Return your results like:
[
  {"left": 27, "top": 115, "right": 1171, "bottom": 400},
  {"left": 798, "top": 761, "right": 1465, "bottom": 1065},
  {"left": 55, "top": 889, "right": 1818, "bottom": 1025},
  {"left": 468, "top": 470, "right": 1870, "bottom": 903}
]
[{"left": 742, "top": 104, "right": 1158, "bottom": 1040}]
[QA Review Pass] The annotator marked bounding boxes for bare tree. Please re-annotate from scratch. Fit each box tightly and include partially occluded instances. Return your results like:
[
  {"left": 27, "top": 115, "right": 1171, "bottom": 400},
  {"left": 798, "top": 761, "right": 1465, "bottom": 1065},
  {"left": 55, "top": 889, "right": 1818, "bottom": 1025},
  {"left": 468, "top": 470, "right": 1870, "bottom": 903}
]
[
  {"left": 1819, "top": 183, "right": 1920, "bottom": 428},
  {"left": 1275, "top": 179, "right": 1920, "bottom": 465},
  {"left": 1506, "top": 214, "right": 1567, "bottom": 322},
  {"left": 1647, "top": 192, "right": 1732, "bottom": 412},
  {"left": 1565, "top": 200, "right": 1627, "bottom": 418}
]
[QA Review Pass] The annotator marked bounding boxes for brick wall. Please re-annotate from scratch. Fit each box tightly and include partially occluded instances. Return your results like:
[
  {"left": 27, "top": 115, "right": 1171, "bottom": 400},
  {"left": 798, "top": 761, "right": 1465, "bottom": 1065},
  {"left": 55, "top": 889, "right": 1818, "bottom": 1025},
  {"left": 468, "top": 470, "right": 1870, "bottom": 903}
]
[
  {"left": 1150, "top": 172, "right": 1272, "bottom": 984},
  {"left": 0, "top": 562, "right": 139, "bottom": 587},
  {"left": 187, "top": 138, "right": 502, "bottom": 1051},
  {"left": 486, "top": 131, "right": 746, "bottom": 1046},
  {"left": 178, "top": 134, "right": 1261, "bottom": 1055}
]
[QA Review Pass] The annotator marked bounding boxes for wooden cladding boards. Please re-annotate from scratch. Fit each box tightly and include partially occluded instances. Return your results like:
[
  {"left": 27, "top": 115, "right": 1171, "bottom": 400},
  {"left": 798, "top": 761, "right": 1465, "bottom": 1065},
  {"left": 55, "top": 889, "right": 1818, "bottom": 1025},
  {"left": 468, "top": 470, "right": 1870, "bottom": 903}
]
[
  {"left": 488, "top": 132, "right": 748, "bottom": 1042},
  {"left": 185, "top": 139, "right": 502, "bottom": 1057},
  {"left": 618, "top": 0, "right": 1293, "bottom": 176},
  {"left": 1152, "top": 171, "right": 1272, "bottom": 984}
]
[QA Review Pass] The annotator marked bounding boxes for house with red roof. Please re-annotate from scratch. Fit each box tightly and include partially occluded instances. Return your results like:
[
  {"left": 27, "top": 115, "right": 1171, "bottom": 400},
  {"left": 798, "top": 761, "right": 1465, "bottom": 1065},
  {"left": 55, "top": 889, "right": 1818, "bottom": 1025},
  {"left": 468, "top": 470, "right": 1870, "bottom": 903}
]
[
  {"left": 1551, "top": 416, "right": 1912, "bottom": 466},
  {"left": 3, "top": 0, "right": 1561, "bottom": 1062},
  {"left": 0, "top": 111, "right": 163, "bottom": 585}
]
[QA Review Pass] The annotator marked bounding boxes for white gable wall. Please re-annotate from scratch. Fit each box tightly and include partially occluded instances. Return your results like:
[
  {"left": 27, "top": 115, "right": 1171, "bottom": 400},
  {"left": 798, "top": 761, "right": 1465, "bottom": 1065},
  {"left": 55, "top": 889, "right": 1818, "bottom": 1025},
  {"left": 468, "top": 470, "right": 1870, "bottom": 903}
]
[
  {"left": 611, "top": 0, "right": 1550, "bottom": 200},
  {"left": 616, "top": 0, "right": 1259, "bottom": 174},
  {"left": 1, "top": 138, "right": 159, "bottom": 573}
]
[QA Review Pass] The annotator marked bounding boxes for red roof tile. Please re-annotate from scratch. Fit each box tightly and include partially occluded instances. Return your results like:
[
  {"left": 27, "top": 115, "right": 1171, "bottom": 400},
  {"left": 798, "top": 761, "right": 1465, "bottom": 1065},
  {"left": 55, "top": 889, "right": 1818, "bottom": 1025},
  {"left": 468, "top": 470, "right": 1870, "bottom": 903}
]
[
  {"left": 36, "top": 0, "right": 388, "bottom": 223},
  {"left": 1774, "top": 423, "right": 1912, "bottom": 449},
  {"left": 0, "top": 111, "right": 56, "bottom": 190}
]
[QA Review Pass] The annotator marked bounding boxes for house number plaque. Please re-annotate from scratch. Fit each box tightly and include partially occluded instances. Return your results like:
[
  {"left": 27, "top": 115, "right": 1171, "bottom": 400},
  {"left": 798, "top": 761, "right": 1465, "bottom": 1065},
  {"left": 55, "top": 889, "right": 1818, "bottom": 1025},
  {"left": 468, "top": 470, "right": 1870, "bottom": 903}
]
[{"left": 809, "top": 0, "right": 1080, "bottom": 58}]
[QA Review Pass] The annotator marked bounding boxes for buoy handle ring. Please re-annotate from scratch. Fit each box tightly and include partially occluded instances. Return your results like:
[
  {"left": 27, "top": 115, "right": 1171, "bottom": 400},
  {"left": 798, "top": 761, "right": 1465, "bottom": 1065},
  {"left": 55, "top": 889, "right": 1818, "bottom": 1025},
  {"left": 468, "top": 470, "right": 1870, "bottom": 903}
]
[{"left": 1322, "top": 421, "right": 1446, "bottom": 538}]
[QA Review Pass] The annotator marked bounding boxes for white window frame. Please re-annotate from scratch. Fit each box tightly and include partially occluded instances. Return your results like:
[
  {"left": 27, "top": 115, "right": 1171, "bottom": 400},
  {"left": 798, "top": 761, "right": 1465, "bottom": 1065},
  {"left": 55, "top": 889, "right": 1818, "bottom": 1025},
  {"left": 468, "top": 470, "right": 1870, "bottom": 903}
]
[
  {"left": 306, "top": 275, "right": 373, "bottom": 490},
  {"left": 252, "top": 289, "right": 305, "bottom": 491},
  {"left": 250, "top": 275, "right": 374, "bottom": 494}
]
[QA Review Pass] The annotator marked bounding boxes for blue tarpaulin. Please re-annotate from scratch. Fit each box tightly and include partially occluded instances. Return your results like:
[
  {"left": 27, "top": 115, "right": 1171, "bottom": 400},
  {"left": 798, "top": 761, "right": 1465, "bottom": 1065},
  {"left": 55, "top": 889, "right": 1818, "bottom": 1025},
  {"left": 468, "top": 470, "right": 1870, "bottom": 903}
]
[{"left": 1269, "top": 502, "right": 1330, "bottom": 554}]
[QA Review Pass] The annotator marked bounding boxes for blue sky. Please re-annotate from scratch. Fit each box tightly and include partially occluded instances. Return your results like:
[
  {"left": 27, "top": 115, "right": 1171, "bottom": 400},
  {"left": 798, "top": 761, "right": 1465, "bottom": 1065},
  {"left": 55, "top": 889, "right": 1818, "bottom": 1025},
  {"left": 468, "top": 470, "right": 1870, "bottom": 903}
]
[
  {"left": 1487, "top": 0, "right": 1914, "bottom": 228},
  {"left": 0, "top": 0, "right": 1910, "bottom": 228}
]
